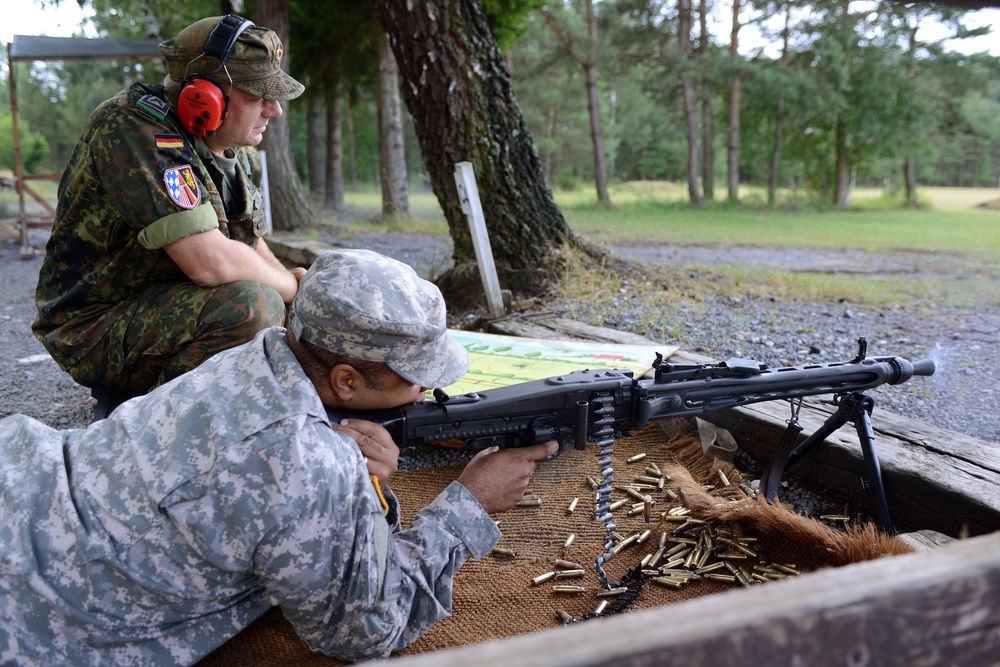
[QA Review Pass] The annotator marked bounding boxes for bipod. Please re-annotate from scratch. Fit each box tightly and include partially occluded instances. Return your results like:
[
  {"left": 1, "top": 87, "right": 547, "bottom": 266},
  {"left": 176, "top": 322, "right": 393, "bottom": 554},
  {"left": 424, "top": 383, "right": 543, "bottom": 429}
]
[{"left": 760, "top": 391, "right": 894, "bottom": 534}]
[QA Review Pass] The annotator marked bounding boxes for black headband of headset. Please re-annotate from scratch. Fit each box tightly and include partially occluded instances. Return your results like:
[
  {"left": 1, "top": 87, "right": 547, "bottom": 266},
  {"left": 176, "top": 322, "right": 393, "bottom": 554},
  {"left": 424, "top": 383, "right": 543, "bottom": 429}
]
[{"left": 199, "top": 14, "right": 255, "bottom": 75}]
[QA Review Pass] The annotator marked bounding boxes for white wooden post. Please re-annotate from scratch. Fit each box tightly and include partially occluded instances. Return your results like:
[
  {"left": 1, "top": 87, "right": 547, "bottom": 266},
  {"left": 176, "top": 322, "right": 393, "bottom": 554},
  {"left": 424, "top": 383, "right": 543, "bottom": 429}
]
[
  {"left": 453, "top": 162, "right": 505, "bottom": 319},
  {"left": 259, "top": 150, "right": 273, "bottom": 237}
]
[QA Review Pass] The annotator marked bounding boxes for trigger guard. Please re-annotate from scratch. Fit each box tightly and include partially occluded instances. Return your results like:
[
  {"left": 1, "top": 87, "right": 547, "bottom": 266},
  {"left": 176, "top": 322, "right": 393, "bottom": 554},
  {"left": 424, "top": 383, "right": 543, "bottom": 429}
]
[{"left": 539, "top": 440, "right": 565, "bottom": 462}]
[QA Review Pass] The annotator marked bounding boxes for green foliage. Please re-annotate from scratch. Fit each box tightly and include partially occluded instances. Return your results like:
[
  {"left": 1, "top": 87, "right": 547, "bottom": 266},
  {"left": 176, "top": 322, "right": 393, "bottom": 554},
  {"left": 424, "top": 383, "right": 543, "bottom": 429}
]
[{"left": 0, "top": 116, "right": 50, "bottom": 173}]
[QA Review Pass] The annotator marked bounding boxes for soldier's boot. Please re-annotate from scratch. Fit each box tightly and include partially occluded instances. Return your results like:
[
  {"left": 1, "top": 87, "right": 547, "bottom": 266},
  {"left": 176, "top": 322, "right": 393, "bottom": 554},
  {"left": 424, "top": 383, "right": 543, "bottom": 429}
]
[{"left": 90, "top": 386, "right": 143, "bottom": 423}]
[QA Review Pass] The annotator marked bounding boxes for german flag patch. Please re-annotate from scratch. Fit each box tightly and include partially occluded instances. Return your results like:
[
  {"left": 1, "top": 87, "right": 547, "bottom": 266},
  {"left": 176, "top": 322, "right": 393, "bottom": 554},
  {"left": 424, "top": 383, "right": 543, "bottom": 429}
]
[
  {"left": 163, "top": 164, "right": 201, "bottom": 210},
  {"left": 155, "top": 134, "right": 185, "bottom": 151}
]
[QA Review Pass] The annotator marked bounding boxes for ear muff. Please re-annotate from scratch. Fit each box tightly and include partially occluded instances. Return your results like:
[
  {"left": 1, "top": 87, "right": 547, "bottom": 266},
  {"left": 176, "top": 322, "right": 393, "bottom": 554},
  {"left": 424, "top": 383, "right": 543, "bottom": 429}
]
[
  {"left": 176, "top": 15, "right": 255, "bottom": 137},
  {"left": 178, "top": 79, "right": 227, "bottom": 136}
]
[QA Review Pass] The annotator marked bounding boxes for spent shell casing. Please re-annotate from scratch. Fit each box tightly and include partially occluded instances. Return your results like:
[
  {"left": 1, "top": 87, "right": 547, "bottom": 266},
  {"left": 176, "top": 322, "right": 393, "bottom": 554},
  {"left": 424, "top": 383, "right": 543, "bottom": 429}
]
[
  {"left": 594, "top": 600, "right": 609, "bottom": 615},
  {"left": 703, "top": 573, "right": 737, "bottom": 583},
  {"left": 636, "top": 529, "right": 652, "bottom": 544},
  {"left": 532, "top": 571, "right": 557, "bottom": 585},
  {"left": 645, "top": 463, "right": 662, "bottom": 476},
  {"left": 627, "top": 453, "right": 647, "bottom": 463},
  {"left": 516, "top": 498, "right": 542, "bottom": 507},
  {"left": 651, "top": 576, "right": 684, "bottom": 588},
  {"left": 717, "top": 469, "right": 731, "bottom": 487},
  {"left": 492, "top": 547, "right": 517, "bottom": 557},
  {"left": 563, "top": 533, "right": 576, "bottom": 548},
  {"left": 554, "top": 569, "right": 586, "bottom": 579},
  {"left": 556, "top": 608, "right": 574, "bottom": 623},
  {"left": 586, "top": 475, "right": 600, "bottom": 489},
  {"left": 635, "top": 476, "right": 661, "bottom": 485},
  {"left": 552, "top": 585, "right": 587, "bottom": 594},
  {"left": 567, "top": 497, "right": 579, "bottom": 513},
  {"left": 609, "top": 499, "right": 628, "bottom": 511},
  {"left": 773, "top": 563, "right": 800, "bottom": 575},
  {"left": 596, "top": 587, "right": 628, "bottom": 598},
  {"left": 555, "top": 559, "right": 583, "bottom": 570}
]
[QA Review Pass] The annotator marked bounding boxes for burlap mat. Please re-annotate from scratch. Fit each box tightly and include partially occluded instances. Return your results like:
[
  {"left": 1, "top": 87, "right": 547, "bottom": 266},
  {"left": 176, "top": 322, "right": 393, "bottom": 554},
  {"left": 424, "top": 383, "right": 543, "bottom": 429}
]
[{"left": 198, "top": 422, "right": 912, "bottom": 666}]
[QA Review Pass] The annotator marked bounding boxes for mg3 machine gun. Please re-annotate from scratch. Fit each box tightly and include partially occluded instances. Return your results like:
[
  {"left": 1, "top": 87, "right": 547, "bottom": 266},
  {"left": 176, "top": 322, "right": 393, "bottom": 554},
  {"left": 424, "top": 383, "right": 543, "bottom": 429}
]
[{"left": 340, "top": 338, "right": 934, "bottom": 538}]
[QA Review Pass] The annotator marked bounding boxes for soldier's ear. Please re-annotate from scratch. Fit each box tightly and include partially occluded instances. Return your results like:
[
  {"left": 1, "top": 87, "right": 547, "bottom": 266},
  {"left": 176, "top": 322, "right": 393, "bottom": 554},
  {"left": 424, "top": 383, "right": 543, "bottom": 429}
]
[{"left": 329, "top": 364, "right": 361, "bottom": 401}]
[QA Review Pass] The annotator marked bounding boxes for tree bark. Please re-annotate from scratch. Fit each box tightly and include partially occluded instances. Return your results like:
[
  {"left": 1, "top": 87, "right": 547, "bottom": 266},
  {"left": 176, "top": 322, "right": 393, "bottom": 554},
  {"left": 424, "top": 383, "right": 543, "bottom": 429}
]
[
  {"left": 678, "top": 0, "right": 703, "bottom": 206},
  {"left": 699, "top": 0, "right": 714, "bottom": 201},
  {"left": 835, "top": 117, "right": 851, "bottom": 206},
  {"left": 768, "top": 1, "right": 791, "bottom": 206},
  {"left": 727, "top": 0, "right": 741, "bottom": 202},
  {"left": 903, "top": 20, "right": 919, "bottom": 207},
  {"left": 375, "top": 31, "right": 409, "bottom": 217},
  {"left": 253, "top": 0, "right": 317, "bottom": 231},
  {"left": 307, "top": 89, "right": 326, "bottom": 199},
  {"left": 541, "top": 4, "right": 614, "bottom": 209},
  {"left": 346, "top": 106, "right": 357, "bottom": 188},
  {"left": 324, "top": 80, "right": 345, "bottom": 211},
  {"left": 374, "top": 0, "right": 588, "bottom": 305}
]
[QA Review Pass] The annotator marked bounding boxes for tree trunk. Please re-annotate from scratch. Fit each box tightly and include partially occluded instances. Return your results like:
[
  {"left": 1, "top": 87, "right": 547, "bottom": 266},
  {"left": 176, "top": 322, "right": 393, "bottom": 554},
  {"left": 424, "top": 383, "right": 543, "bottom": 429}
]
[
  {"left": 678, "top": 0, "right": 703, "bottom": 206},
  {"left": 324, "top": 80, "right": 345, "bottom": 211},
  {"left": 374, "top": 0, "right": 587, "bottom": 306},
  {"left": 768, "top": 1, "right": 790, "bottom": 206},
  {"left": 727, "top": 0, "right": 741, "bottom": 202},
  {"left": 307, "top": 89, "right": 326, "bottom": 199},
  {"left": 347, "top": 106, "right": 357, "bottom": 188},
  {"left": 253, "top": 0, "right": 317, "bottom": 231},
  {"left": 835, "top": 118, "right": 850, "bottom": 207},
  {"left": 769, "top": 96, "right": 785, "bottom": 205},
  {"left": 699, "top": 0, "right": 714, "bottom": 201},
  {"left": 903, "top": 20, "right": 919, "bottom": 207},
  {"left": 543, "top": 104, "right": 559, "bottom": 186},
  {"left": 541, "top": 3, "right": 614, "bottom": 209},
  {"left": 375, "top": 31, "right": 409, "bottom": 217}
]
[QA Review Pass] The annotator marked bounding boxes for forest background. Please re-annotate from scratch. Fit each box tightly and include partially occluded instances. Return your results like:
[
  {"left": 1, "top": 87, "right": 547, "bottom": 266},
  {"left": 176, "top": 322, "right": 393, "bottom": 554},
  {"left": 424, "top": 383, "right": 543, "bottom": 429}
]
[{"left": 3, "top": 0, "right": 999, "bottom": 221}]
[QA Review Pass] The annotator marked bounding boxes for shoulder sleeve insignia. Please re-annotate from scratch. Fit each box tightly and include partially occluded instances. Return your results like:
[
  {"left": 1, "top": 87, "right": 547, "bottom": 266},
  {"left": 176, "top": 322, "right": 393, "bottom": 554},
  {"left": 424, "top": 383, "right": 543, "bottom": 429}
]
[
  {"left": 135, "top": 94, "right": 170, "bottom": 122},
  {"left": 164, "top": 165, "right": 202, "bottom": 210},
  {"left": 155, "top": 134, "right": 185, "bottom": 152}
]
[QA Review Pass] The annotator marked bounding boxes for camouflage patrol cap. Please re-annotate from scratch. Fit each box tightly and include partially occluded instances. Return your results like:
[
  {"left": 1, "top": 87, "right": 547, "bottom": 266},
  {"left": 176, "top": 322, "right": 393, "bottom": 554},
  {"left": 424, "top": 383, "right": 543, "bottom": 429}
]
[
  {"left": 159, "top": 15, "right": 304, "bottom": 101},
  {"left": 288, "top": 249, "right": 470, "bottom": 389}
]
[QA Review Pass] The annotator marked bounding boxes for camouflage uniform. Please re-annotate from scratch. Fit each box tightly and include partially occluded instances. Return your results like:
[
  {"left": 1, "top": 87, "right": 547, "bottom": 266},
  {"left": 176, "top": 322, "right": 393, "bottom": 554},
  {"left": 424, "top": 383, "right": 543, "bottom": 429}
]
[
  {"left": 0, "top": 328, "right": 497, "bottom": 666},
  {"left": 32, "top": 80, "right": 283, "bottom": 395}
]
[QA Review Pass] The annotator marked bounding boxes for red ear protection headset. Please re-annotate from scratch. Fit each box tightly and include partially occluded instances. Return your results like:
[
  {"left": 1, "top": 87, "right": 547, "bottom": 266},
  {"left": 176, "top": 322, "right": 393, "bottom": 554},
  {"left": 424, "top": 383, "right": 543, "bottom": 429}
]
[{"left": 177, "top": 14, "right": 255, "bottom": 137}]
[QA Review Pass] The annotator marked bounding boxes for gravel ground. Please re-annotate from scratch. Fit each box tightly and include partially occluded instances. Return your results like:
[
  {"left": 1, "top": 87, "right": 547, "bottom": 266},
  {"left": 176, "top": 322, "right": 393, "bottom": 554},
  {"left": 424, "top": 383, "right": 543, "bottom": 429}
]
[
  {"left": 3, "top": 229, "right": 996, "bottom": 529},
  {"left": 3, "top": 229, "right": 998, "bottom": 448}
]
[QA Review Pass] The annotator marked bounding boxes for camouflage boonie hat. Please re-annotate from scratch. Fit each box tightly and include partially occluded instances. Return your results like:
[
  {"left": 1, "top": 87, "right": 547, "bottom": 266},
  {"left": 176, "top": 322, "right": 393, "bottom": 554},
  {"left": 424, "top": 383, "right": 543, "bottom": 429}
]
[
  {"left": 288, "top": 249, "right": 470, "bottom": 389},
  {"left": 160, "top": 15, "right": 304, "bottom": 101}
]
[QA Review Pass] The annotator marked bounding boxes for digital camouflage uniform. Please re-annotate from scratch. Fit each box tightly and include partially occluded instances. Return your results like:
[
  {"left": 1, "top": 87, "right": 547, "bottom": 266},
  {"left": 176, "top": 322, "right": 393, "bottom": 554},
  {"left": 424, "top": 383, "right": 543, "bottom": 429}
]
[
  {"left": 0, "top": 328, "right": 496, "bottom": 666},
  {"left": 4, "top": 250, "right": 485, "bottom": 665},
  {"left": 32, "top": 80, "right": 282, "bottom": 395}
]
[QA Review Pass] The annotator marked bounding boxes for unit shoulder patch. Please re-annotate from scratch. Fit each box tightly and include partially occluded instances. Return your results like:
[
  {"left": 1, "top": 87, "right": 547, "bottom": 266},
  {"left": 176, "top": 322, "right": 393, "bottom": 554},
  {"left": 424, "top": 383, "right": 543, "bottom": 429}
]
[
  {"left": 164, "top": 164, "right": 201, "bottom": 210},
  {"left": 135, "top": 94, "right": 170, "bottom": 122}
]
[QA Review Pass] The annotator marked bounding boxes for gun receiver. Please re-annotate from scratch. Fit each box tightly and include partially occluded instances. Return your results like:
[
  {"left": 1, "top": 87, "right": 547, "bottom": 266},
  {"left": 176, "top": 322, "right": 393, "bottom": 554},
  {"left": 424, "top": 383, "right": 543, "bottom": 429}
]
[
  {"left": 336, "top": 338, "right": 934, "bottom": 533},
  {"left": 341, "top": 345, "right": 934, "bottom": 454}
]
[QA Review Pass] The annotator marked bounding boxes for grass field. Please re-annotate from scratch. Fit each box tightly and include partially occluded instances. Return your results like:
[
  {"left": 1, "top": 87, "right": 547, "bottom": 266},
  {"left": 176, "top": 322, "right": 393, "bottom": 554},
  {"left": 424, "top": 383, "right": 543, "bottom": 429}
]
[{"left": 4, "top": 180, "right": 996, "bottom": 308}]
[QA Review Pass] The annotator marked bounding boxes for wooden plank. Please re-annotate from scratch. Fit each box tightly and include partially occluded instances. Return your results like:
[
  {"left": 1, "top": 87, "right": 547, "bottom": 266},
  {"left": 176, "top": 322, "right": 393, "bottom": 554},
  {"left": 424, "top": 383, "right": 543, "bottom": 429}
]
[
  {"left": 387, "top": 531, "right": 1000, "bottom": 667},
  {"left": 698, "top": 397, "right": 1000, "bottom": 537},
  {"left": 487, "top": 315, "right": 660, "bottom": 345}
]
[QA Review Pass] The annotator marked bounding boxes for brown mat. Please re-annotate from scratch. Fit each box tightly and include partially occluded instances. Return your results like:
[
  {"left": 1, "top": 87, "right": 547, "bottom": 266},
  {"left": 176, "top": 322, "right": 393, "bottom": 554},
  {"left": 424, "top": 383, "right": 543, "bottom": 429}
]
[{"left": 198, "top": 423, "right": 912, "bottom": 666}]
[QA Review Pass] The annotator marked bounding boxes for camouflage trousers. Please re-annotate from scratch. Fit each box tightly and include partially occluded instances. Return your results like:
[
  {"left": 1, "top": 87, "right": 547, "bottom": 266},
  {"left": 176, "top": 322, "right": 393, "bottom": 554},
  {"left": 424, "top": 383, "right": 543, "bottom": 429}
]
[{"left": 76, "top": 280, "right": 285, "bottom": 396}]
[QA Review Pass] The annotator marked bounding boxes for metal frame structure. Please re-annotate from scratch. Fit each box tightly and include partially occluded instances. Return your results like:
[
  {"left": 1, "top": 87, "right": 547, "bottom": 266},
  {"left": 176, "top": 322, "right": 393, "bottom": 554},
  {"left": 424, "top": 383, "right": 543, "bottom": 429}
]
[{"left": 5, "top": 35, "right": 161, "bottom": 257}]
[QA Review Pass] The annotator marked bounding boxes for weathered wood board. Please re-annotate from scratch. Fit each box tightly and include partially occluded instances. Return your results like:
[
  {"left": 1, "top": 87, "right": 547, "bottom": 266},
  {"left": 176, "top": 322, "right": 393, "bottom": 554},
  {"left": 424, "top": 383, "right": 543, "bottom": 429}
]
[{"left": 385, "top": 531, "right": 1000, "bottom": 667}]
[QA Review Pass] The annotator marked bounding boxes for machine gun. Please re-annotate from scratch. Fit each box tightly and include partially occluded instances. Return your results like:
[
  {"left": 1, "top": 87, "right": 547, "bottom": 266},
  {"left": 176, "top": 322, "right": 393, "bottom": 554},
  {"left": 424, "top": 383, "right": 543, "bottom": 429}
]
[{"left": 340, "top": 338, "right": 934, "bottom": 533}]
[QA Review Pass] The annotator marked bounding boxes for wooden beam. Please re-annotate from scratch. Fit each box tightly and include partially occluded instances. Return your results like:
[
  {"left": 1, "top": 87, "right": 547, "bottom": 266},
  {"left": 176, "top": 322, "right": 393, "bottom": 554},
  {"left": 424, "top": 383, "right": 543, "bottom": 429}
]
[{"left": 386, "top": 531, "right": 1000, "bottom": 667}]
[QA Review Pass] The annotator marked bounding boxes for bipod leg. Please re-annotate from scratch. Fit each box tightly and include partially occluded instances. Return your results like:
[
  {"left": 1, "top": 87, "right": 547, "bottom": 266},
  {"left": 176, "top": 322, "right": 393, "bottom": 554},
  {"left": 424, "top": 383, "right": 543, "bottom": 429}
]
[
  {"left": 851, "top": 395, "right": 894, "bottom": 534},
  {"left": 782, "top": 392, "right": 894, "bottom": 534}
]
